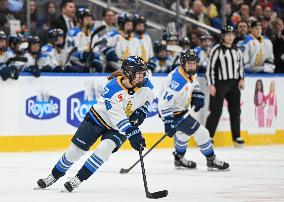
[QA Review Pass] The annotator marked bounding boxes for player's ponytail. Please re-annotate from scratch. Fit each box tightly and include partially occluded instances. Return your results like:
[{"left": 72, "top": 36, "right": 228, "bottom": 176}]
[{"left": 107, "top": 70, "right": 124, "bottom": 80}]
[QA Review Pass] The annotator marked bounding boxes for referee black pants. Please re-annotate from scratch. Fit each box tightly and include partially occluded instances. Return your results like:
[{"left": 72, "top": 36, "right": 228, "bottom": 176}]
[{"left": 205, "top": 80, "right": 241, "bottom": 140}]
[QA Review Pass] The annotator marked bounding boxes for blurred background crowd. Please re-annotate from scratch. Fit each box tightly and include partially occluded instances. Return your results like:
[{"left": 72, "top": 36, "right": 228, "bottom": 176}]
[{"left": 0, "top": 0, "right": 283, "bottom": 81}]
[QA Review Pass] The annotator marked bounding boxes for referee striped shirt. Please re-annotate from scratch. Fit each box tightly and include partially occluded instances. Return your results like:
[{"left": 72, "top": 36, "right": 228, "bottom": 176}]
[{"left": 205, "top": 43, "right": 244, "bottom": 86}]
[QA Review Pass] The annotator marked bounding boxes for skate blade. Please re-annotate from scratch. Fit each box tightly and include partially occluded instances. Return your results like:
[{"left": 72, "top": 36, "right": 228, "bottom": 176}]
[
  {"left": 174, "top": 166, "right": 197, "bottom": 170},
  {"left": 34, "top": 186, "right": 43, "bottom": 190},
  {"left": 234, "top": 143, "right": 245, "bottom": 148},
  {"left": 207, "top": 167, "right": 230, "bottom": 172}
]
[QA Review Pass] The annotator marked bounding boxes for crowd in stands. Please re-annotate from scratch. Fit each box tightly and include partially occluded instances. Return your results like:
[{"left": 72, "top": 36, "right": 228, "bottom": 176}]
[{"left": 0, "top": 0, "right": 283, "bottom": 81}]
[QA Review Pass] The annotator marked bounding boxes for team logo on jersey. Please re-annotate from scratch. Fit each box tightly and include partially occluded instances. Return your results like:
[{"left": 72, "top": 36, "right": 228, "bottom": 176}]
[
  {"left": 118, "top": 94, "right": 123, "bottom": 102},
  {"left": 67, "top": 90, "right": 97, "bottom": 127},
  {"left": 170, "top": 80, "right": 180, "bottom": 90},
  {"left": 26, "top": 92, "right": 60, "bottom": 120},
  {"left": 147, "top": 98, "right": 159, "bottom": 118}
]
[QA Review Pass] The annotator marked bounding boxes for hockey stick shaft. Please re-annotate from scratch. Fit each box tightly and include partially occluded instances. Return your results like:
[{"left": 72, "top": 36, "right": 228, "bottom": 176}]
[
  {"left": 120, "top": 135, "right": 167, "bottom": 174},
  {"left": 139, "top": 149, "right": 149, "bottom": 194}
]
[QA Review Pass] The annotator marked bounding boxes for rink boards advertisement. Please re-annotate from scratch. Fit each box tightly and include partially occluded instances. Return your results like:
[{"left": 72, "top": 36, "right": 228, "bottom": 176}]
[{"left": 0, "top": 73, "right": 283, "bottom": 151}]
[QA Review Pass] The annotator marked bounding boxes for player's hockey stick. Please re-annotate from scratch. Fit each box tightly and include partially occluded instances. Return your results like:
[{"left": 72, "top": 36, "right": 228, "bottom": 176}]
[
  {"left": 120, "top": 135, "right": 167, "bottom": 174},
  {"left": 138, "top": 148, "right": 168, "bottom": 199}
]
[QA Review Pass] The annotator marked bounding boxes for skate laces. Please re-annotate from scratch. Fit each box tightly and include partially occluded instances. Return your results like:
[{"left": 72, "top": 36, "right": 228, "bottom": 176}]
[
  {"left": 44, "top": 174, "right": 56, "bottom": 185},
  {"left": 213, "top": 158, "right": 224, "bottom": 166},
  {"left": 69, "top": 176, "right": 81, "bottom": 188}
]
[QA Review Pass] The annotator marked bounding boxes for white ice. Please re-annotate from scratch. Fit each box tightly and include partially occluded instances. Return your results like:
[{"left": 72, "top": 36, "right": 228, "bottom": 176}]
[{"left": 1, "top": 146, "right": 284, "bottom": 202}]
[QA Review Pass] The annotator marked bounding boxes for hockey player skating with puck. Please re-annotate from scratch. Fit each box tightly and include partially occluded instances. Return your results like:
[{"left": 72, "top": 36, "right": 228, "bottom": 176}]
[
  {"left": 158, "top": 49, "right": 230, "bottom": 171},
  {"left": 36, "top": 56, "right": 155, "bottom": 192}
]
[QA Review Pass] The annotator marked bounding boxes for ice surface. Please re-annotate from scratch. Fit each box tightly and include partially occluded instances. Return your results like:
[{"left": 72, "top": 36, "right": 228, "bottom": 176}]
[{"left": 1, "top": 146, "right": 284, "bottom": 202}]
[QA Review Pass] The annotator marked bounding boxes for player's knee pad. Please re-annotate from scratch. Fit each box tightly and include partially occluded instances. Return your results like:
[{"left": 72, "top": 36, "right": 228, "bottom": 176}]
[
  {"left": 65, "top": 142, "right": 87, "bottom": 163},
  {"left": 192, "top": 125, "right": 210, "bottom": 146},
  {"left": 175, "top": 131, "right": 190, "bottom": 142},
  {"left": 94, "top": 139, "right": 116, "bottom": 162}
]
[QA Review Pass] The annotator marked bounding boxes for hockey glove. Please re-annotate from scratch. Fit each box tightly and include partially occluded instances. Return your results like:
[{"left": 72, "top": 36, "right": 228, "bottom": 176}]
[
  {"left": 164, "top": 116, "right": 176, "bottom": 137},
  {"left": 129, "top": 106, "right": 148, "bottom": 127},
  {"left": 191, "top": 91, "right": 205, "bottom": 112},
  {"left": 126, "top": 127, "right": 146, "bottom": 151}
]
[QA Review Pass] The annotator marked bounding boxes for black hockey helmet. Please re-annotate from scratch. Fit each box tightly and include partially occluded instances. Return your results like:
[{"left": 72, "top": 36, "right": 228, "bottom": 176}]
[
  {"left": 162, "top": 31, "right": 178, "bottom": 41},
  {"left": 179, "top": 36, "right": 191, "bottom": 47},
  {"left": 0, "top": 30, "right": 7, "bottom": 40},
  {"left": 76, "top": 7, "right": 92, "bottom": 21},
  {"left": 133, "top": 14, "right": 146, "bottom": 26},
  {"left": 8, "top": 33, "right": 25, "bottom": 47},
  {"left": 117, "top": 13, "right": 133, "bottom": 29},
  {"left": 121, "top": 56, "right": 148, "bottom": 88},
  {"left": 221, "top": 25, "right": 235, "bottom": 35},
  {"left": 200, "top": 32, "right": 213, "bottom": 41},
  {"left": 48, "top": 28, "right": 64, "bottom": 43},
  {"left": 28, "top": 35, "right": 40, "bottom": 46},
  {"left": 180, "top": 49, "right": 197, "bottom": 75},
  {"left": 154, "top": 40, "right": 167, "bottom": 53}
]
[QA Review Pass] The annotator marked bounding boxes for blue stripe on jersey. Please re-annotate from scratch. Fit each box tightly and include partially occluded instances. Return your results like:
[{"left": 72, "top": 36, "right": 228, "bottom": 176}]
[
  {"left": 170, "top": 68, "right": 187, "bottom": 91},
  {"left": 102, "top": 78, "right": 123, "bottom": 99},
  {"left": 142, "top": 79, "right": 154, "bottom": 90},
  {"left": 116, "top": 118, "right": 129, "bottom": 128}
]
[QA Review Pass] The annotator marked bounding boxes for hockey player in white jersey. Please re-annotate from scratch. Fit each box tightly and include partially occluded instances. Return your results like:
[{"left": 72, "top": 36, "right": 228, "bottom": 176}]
[
  {"left": 115, "top": 14, "right": 140, "bottom": 61},
  {"left": 148, "top": 40, "right": 173, "bottom": 73},
  {"left": 195, "top": 32, "right": 213, "bottom": 73},
  {"left": 37, "top": 56, "right": 155, "bottom": 192},
  {"left": 243, "top": 19, "right": 275, "bottom": 73},
  {"left": 22, "top": 35, "right": 41, "bottom": 77},
  {"left": 65, "top": 8, "right": 103, "bottom": 72},
  {"left": 158, "top": 49, "right": 229, "bottom": 171},
  {"left": 133, "top": 14, "right": 154, "bottom": 62},
  {"left": 37, "top": 28, "right": 67, "bottom": 72},
  {"left": 0, "top": 30, "right": 15, "bottom": 80}
]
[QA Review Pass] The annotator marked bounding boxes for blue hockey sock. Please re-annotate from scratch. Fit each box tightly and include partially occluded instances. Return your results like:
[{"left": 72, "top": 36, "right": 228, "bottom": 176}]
[
  {"left": 52, "top": 153, "right": 73, "bottom": 179},
  {"left": 77, "top": 153, "right": 104, "bottom": 181},
  {"left": 199, "top": 140, "right": 214, "bottom": 158},
  {"left": 174, "top": 135, "right": 188, "bottom": 156}
]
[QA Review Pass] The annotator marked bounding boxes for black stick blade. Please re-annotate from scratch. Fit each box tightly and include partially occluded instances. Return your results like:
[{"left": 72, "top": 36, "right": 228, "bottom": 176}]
[
  {"left": 119, "top": 168, "right": 129, "bottom": 174},
  {"left": 147, "top": 190, "right": 168, "bottom": 199}
]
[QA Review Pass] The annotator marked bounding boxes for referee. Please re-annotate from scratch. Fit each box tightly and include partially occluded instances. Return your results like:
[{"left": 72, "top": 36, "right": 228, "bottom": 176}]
[{"left": 205, "top": 25, "right": 245, "bottom": 147}]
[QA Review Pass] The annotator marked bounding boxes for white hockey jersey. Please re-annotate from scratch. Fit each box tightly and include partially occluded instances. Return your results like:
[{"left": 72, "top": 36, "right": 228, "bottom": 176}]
[
  {"left": 65, "top": 27, "right": 99, "bottom": 52},
  {"left": 158, "top": 67, "right": 199, "bottom": 119},
  {"left": 89, "top": 76, "right": 155, "bottom": 133},
  {"left": 0, "top": 49, "right": 14, "bottom": 64},
  {"left": 243, "top": 34, "right": 275, "bottom": 73},
  {"left": 38, "top": 44, "right": 68, "bottom": 69},
  {"left": 115, "top": 33, "right": 140, "bottom": 60},
  {"left": 134, "top": 33, "right": 154, "bottom": 62}
]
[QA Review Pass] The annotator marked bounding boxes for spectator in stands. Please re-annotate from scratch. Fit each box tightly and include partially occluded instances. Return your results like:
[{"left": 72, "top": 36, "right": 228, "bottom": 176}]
[
  {"left": 212, "top": 2, "right": 233, "bottom": 29},
  {"left": 235, "top": 3, "right": 250, "bottom": 22},
  {"left": 50, "top": 0, "right": 76, "bottom": 38},
  {"left": 195, "top": 32, "right": 213, "bottom": 73},
  {"left": 253, "top": 5, "right": 263, "bottom": 20},
  {"left": 148, "top": 40, "right": 172, "bottom": 73},
  {"left": 190, "top": 29, "right": 201, "bottom": 49},
  {"left": 18, "top": 0, "right": 39, "bottom": 35},
  {"left": 260, "top": 16, "right": 273, "bottom": 39},
  {"left": 234, "top": 20, "right": 250, "bottom": 52},
  {"left": 243, "top": 20, "right": 275, "bottom": 73},
  {"left": 38, "top": 1, "right": 57, "bottom": 32},
  {"left": 272, "top": 18, "right": 284, "bottom": 73},
  {"left": 133, "top": 14, "right": 153, "bottom": 62},
  {"left": 115, "top": 14, "right": 140, "bottom": 61},
  {"left": 187, "top": 0, "right": 210, "bottom": 32},
  {"left": 170, "top": 0, "right": 190, "bottom": 15}
]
